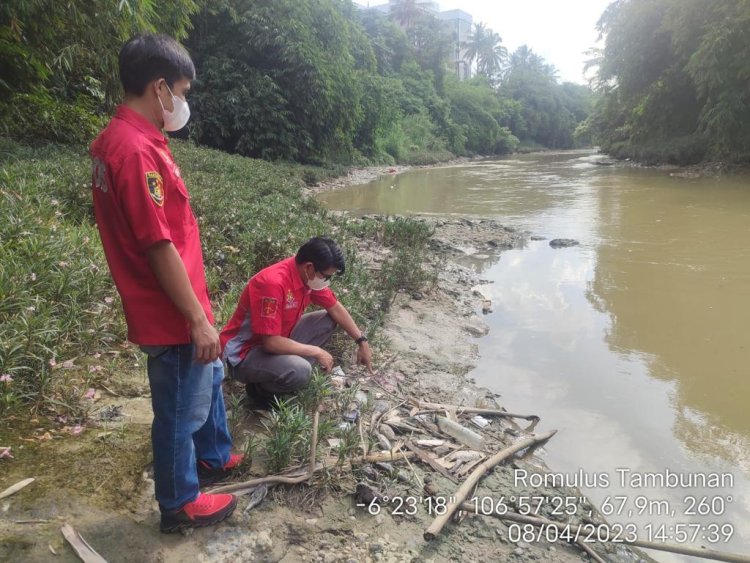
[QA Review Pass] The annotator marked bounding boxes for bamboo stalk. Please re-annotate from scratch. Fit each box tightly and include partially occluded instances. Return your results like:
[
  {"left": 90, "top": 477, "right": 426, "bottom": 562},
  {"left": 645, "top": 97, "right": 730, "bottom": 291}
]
[
  {"left": 466, "top": 510, "right": 750, "bottom": 563},
  {"left": 423, "top": 430, "right": 557, "bottom": 540}
]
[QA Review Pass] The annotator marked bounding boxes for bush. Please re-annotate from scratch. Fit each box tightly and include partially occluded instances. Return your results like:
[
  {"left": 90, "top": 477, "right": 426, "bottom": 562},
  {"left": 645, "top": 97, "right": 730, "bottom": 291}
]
[{"left": 0, "top": 91, "right": 106, "bottom": 146}]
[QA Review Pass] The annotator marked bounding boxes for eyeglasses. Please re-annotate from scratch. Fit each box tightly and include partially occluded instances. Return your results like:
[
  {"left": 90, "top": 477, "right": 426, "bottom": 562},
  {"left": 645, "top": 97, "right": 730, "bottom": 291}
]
[{"left": 317, "top": 271, "right": 335, "bottom": 282}]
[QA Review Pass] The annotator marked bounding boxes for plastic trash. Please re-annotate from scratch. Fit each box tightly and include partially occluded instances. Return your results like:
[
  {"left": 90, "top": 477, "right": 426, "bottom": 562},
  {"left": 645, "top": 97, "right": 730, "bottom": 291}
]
[{"left": 437, "top": 416, "right": 485, "bottom": 449}]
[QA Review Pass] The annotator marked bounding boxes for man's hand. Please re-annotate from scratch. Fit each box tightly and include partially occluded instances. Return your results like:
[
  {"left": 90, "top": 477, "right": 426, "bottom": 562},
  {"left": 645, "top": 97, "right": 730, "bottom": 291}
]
[
  {"left": 314, "top": 347, "right": 334, "bottom": 372},
  {"left": 357, "top": 342, "right": 374, "bottom": 374},
  {"left": 191, "top": 317, "right": 221, "bottom": 363}
]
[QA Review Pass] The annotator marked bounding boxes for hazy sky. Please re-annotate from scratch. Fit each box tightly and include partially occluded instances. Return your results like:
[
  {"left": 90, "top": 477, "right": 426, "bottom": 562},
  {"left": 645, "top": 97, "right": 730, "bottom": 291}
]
[{"left": 354, "top": 0, "right": 613, "bottom": 84}]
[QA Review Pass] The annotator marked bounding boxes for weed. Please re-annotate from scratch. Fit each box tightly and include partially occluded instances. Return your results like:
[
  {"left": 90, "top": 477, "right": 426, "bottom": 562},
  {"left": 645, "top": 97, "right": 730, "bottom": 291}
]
[{"left": 262, "top": 397, "right": 312, "bottom": 473}]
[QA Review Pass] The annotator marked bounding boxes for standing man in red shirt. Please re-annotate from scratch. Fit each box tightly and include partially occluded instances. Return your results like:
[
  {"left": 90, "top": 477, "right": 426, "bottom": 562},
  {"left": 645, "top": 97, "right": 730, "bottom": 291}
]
[
  {"left": 221, "top": 237, "right": 373, "bottom": 403},
  {"left": 90, "top": 34, "right": 241, "bottom": 533}
]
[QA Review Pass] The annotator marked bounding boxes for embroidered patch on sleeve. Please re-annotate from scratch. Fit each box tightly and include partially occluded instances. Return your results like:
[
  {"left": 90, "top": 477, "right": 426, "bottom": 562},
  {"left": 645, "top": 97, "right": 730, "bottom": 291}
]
[
  {"left": 261, "top": 297, "right": 278, "bottom": 318},
  {"left": 145, "top": 171, "right": 164, "bottom": 207}
]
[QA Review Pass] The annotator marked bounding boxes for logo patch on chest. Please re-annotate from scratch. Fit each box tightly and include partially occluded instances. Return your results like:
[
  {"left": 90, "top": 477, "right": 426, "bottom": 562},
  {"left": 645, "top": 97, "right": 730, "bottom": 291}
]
[
  {"left": 145, "top": 171, "right": 164, "bottom": 206},
  {"left": 285, "top": 289, "right": 299, "bottom": 310}
]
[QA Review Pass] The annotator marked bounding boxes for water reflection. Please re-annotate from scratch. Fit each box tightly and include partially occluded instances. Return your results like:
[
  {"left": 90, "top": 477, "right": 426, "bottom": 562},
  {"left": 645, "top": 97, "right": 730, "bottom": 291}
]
[{"left": 321, "top": 151, "right": 750, "bottom": 559}]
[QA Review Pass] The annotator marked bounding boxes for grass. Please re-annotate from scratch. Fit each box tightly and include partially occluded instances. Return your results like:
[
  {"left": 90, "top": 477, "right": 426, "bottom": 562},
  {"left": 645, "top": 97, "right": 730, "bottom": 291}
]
[{"left": 0, "top": 136, "right": 435, "bottom": 472}]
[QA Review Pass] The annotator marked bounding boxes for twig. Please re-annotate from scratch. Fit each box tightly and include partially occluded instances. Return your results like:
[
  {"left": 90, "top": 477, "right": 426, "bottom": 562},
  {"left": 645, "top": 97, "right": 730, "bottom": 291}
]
[
  {"left": 396, "top": 444, "right": 423, "bottom": 489},
  {"left": 424, "top": 430, "right": 557, "bottom": 540},
  {"left": 14, "top": 519, "right": 49, "bottom": 524},
  {"left": 61, "top": 523, "right": 107, "bottom": 563},
  {"left": 308, "top": 408, "right": 320, "bottom": 481},
  {"left": 468, "top": 510, "right": 750, "bottom": 563},
  {"left": 404, "top": 441, "right": 459, "bottom": 484},
  {"left": 0, "top": 477, "right": 35, "bottom": 500},
  {"left": 576, "top": 540, "right": 607, "bottom": 563}
]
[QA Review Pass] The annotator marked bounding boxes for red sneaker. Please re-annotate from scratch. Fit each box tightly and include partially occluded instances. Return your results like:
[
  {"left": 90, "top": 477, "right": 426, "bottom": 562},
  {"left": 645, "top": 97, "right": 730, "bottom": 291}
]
[
  {"left": 197, "top": 453, "right": 245, "bottom": 486},
  {"left": 160, "top": 492, "right": 237, "bottom": 533}
]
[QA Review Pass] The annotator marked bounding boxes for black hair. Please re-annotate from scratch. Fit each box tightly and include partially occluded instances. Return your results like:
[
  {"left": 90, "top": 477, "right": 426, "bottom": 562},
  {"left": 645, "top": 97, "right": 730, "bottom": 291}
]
[
  {"left": 295, "top": 237, "right": 346, "bottom": 275},
  {"left": 119, "top": 34, "right": 195, "bottom": 96}
]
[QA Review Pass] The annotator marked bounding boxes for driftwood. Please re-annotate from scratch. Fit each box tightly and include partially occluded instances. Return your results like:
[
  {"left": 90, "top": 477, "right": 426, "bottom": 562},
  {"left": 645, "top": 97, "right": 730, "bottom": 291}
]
[
  {"left": 468, "top": 510, "right": 750, "bottom": 563},
  {"left": 0, "top": 477, "right": 35, "bottom": 500},
  {"left": 424, "top": 430, "right": 557, "bottom": 540},
  {"left": 61, "top": 523, "right": 107, "bottom": 563},
  {"left": 212, "top": 450, "right": 419, "bottom": 495},
  {"left": 411, "top": 399, "right": 539, "bottom": 422},
  {"left": 404, "top": 441, "right": 459, "bottom": 484}
]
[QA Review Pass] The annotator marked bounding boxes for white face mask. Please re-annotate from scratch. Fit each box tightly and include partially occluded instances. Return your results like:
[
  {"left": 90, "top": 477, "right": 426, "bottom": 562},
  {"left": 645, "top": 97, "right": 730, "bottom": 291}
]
[
  {"left": 159, "top": 83, "right": 190, "bottom": 132},
  {"left": 306, "top": 268, "right": 331, "bottom": 291}
]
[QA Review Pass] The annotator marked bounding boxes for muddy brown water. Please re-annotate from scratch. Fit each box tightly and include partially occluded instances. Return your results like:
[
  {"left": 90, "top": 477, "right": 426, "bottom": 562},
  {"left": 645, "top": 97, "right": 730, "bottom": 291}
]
[{"left": 320, "top": 150, "right": 750, "bottom": 561}]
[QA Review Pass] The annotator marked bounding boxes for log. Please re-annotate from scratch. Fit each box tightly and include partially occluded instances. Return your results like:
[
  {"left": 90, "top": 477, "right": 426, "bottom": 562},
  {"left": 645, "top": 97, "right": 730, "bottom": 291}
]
[
  {"left": 468, "top": 510, "right": 750, "bottom": 563},
  {"left": 61, "top": 523, "right": 107, "bottom": 563},
  {"left": 423, "top": 430, "right": 556, "bottom": 540},
  {"left": 0, "top": 477, "right": 35, "bottom": 500}
]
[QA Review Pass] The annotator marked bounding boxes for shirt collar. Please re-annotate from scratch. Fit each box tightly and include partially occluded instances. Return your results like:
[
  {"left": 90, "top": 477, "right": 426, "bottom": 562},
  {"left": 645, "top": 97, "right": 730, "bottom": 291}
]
[
  {"left": 285, "top": 257, "right": 307, "bottom": 291},
  {"left": 114, "top": 105, "right": 167, "bottom": 145}
]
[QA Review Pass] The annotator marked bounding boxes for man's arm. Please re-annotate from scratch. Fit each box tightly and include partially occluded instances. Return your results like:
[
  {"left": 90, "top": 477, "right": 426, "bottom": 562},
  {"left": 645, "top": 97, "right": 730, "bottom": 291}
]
[
  {"left": 326, "top": 302, "right": 373, "bottom": 373},
  {"left": 260, "top": 335, "right": 333, "bottom": 372},
  {"left": 146, "top": 240, "right": 220, "bottom": 363}
]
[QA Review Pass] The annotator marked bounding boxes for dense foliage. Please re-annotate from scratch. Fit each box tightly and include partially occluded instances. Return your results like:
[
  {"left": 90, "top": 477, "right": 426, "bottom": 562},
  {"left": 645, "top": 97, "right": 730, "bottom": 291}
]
[
  {"left": 0, "top": 0, "right": 199, "bottom": 144},
  {"left": 1, "top": 0, "right": 593, "bottom": 163},
  {"left": 586, "top": 0, "right": 750, "bottom": 164}
]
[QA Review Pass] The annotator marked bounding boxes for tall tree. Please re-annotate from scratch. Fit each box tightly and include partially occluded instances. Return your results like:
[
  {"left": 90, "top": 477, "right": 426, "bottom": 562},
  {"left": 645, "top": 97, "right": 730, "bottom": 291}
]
[{"left": 463, "top": 23, "right": 507, "bottom": 80}]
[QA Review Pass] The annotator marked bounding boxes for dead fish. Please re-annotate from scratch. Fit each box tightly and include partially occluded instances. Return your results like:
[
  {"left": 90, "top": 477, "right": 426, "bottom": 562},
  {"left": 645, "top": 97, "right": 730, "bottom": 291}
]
[
  {"left": 379, "top": 424, "right": 396, "bottom": 441},
  {"left": 445, "top": 450, "right": 483, "bottom": 463},
  {"left": 243, "top": 483, "right": 268, "bottom": 514},
  {"left": 377, "top": 434, "right": 392, "bottom": 451}
]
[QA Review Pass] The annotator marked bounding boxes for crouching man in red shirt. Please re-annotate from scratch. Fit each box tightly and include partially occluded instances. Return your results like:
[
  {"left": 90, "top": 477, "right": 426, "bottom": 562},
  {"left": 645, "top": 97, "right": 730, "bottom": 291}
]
[
  {"left": 90, "top": 34, "right": 242, "bottom": 533},
  {"left": 221, "top": 237, "right": 373, "bottom": 403}
]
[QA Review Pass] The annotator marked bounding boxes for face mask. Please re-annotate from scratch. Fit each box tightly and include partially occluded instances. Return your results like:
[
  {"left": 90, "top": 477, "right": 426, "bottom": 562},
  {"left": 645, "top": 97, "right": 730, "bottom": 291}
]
[
  {"left": 159, "top": 83, "right": 190, "bottom": 132},
  {"left": 306, "top": 269, "right": 331, "bottom": 291}
]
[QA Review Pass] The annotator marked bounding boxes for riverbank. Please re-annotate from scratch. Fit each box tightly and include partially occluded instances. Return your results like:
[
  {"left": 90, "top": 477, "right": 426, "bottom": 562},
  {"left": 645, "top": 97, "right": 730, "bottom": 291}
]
[{"left": 0, "top": 142, "right": 648, "bottom": 562}]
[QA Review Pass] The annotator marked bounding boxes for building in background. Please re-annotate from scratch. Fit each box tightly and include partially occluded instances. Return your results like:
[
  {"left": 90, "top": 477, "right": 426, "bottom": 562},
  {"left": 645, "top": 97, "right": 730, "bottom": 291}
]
[
  {"left": 365, "top": 2, "right": 473, "bottom": 81},
  {"left": 438, "top": 9, "right": 473, "bottom": 81}
]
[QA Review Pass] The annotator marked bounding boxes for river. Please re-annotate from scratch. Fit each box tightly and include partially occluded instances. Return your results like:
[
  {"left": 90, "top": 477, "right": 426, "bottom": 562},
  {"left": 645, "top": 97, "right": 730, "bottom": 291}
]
[{"left": 319, "top": 150, "right": 750, "bottom": 561}]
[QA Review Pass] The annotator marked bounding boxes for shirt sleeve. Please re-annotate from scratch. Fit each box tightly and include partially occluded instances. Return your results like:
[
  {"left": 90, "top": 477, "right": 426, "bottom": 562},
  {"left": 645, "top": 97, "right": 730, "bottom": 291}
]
[
  {"left": 249, "top": 278, "right": 285, "bottom": 336},
  {"left": 310, "top": 287, "right": 338, "bottom": 309},
  {"left": 113, "top": 149, "right": 172, "bottom": 251}
]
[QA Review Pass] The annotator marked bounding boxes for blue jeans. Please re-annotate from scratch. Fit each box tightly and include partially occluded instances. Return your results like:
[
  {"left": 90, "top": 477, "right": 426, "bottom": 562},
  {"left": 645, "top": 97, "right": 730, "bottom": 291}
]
[{"left": 142, "top": 344, "right": 233, "bottom": 513}]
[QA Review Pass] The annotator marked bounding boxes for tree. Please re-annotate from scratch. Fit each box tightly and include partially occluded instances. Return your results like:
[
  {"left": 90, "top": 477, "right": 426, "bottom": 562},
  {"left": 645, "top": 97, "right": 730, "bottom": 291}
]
[
  {"left": 589, "top": 0, "right": 750, "bottom": 164},
  {"left": 463, "top": 23, "right": 507, "bottom": 81}
]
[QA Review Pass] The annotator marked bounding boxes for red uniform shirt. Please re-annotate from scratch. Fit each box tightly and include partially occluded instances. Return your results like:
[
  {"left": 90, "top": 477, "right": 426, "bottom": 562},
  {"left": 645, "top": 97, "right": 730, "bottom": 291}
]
[
  {"left": 90, "top": 105, "right": 213, "bottom": 345},
  {"left": 221, "top": 257, "right": 338, "bottom": 365}
]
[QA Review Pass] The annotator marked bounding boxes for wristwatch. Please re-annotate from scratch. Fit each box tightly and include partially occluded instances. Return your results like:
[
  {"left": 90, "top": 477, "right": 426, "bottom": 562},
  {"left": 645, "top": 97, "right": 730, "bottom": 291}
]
[{"left": 355, "top": 335, "right": 368, "bottom": 345}]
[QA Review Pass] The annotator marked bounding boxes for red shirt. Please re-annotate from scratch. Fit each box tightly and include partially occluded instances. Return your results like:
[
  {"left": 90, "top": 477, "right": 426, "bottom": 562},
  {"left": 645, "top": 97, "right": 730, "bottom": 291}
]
[
  {"left": 221, "top": 257, "right": 338, "bottom": 365},
  {"left": 90, "top": 105, "right": 213, "bottom": 345}
]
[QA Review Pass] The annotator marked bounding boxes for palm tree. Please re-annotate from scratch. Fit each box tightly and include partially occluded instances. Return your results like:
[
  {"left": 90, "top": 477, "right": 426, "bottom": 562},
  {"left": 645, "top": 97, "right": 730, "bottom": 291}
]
[{"left": 463, "top": 23, "right": 507, "bottom": 79}]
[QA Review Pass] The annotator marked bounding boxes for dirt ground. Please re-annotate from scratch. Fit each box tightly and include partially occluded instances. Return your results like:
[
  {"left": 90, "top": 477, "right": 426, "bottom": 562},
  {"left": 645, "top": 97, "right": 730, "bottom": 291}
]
[{"left": 0, "top": 169, "right": 652, "bottom": 562}]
